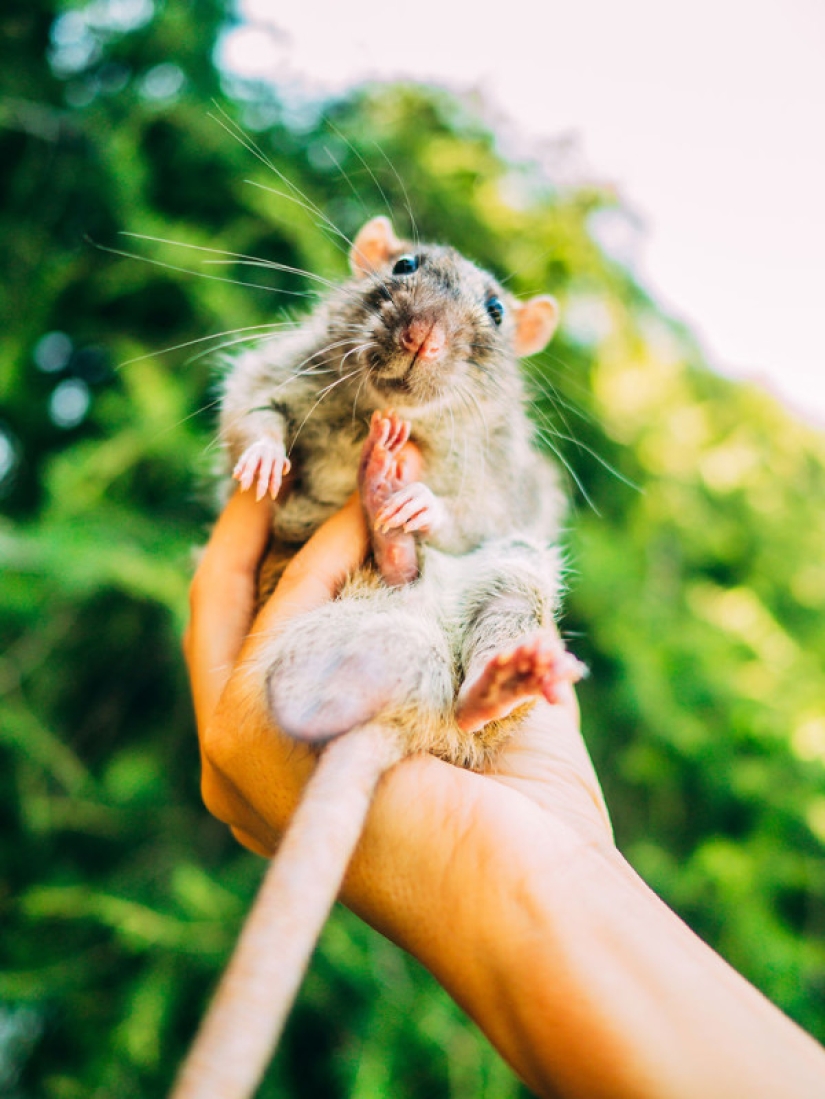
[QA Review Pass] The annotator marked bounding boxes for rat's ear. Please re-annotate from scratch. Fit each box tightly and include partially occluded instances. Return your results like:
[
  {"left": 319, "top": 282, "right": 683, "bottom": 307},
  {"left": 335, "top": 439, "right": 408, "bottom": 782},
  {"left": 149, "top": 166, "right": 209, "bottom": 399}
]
[
  {"left": 349, "top": 217, "right": 403, "bottom": 278},
  {"left": 513, "top": 295, "right": 559, "bottom": 357}
]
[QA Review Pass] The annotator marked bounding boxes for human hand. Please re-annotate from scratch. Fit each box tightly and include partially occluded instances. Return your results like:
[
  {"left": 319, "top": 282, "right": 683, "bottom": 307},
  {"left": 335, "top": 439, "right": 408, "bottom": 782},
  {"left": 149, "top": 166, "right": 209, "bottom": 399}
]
[
  {"left": 184, "top": 484, "right": 612, "bottom": 861},
  {"left": 183, "top": 487, "right": 614, "bottom": 1090},
  {"left": 183, "top": 487, "right": 370, "bottom": 855},
  {"left": 185, "top": 491, "right": 825, "bottom": 1099}
]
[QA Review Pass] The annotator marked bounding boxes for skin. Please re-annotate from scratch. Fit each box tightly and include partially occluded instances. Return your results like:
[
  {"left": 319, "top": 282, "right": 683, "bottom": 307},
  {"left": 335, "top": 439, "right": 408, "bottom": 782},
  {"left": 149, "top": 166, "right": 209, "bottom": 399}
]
[{"left": 184, "top": 490, "right": 825, "bottom": 1099}]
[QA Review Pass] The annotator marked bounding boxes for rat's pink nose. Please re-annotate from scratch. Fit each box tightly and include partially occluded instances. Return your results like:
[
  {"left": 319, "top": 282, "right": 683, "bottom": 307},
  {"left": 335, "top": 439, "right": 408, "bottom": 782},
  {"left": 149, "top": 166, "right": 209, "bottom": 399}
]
[{"left": 400, "top": 319, "right": 445, "bottom": 361}]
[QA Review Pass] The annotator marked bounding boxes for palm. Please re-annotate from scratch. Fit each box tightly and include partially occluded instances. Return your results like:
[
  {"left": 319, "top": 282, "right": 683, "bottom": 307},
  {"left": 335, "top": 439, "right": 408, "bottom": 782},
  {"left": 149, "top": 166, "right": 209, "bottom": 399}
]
[{"left": 485, "top": 697, "right": 613, "bottom": 844}]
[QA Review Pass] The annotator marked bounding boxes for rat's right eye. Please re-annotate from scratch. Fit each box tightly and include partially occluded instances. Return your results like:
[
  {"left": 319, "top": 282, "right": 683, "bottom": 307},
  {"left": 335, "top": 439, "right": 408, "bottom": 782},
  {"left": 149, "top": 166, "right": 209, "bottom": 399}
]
[{"left": 392, "top": 254, "right": 419, "bottom": 275}]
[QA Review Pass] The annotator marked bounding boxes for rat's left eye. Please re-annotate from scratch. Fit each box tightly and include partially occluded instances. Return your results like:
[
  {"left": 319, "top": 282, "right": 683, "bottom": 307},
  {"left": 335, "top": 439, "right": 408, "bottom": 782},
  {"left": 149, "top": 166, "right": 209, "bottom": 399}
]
[
  {"left": 392, "top": 254, "right": 419, "bottom": 275},
  {"left": 486, "top": 296, "right": 505, "bottom": 326}
]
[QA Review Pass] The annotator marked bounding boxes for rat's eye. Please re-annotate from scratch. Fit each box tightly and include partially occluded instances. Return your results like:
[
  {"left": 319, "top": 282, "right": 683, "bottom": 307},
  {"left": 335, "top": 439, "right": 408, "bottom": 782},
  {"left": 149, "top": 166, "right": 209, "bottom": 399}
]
[
  {"left": 392, "top": 254, "right": 419, "bottom": 276},
  {"left": 486, "top": 296, "right": 505, "bottom": 326}
]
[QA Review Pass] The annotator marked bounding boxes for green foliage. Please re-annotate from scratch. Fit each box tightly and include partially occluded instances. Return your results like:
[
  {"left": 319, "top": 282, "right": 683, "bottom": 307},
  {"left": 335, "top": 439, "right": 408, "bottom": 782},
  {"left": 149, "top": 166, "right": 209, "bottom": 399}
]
[{"left": 2, "top": 1, "right": 824, "bottom": 1095}]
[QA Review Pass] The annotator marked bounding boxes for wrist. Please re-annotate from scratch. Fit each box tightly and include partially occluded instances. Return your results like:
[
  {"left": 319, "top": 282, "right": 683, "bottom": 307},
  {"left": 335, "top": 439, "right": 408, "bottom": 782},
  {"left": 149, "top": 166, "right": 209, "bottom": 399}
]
[{"left": 339, "top": 753, "right": 601, "bottom": 1091}]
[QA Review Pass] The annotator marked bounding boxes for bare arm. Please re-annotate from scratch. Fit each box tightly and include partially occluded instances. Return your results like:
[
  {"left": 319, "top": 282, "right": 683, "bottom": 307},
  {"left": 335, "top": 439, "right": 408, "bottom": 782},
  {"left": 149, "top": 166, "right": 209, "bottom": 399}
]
[{"left": 185, "top": 492, "right": 825, "bottom": 1099}]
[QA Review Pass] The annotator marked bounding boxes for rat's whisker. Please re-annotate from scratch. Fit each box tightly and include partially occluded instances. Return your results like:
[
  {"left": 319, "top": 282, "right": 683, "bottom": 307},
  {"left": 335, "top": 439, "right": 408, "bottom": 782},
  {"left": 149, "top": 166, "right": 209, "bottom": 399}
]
[{"left": 121, "top": 231, "right": 340, "bottom": 291}]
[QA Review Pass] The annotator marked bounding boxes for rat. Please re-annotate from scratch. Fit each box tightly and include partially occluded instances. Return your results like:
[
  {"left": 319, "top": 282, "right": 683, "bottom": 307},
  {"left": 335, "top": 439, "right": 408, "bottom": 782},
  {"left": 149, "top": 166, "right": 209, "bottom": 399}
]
[
  {"left": 219, "top": 216, "right": 564, "bottom": 576},
  {"left": 170, "top": 218, "right": 584, "bottom": 1099}
]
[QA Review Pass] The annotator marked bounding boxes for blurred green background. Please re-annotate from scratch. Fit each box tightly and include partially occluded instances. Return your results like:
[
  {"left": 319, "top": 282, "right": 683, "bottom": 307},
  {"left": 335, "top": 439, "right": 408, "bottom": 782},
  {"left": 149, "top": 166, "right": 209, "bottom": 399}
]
[{"left": 2, "top": 2, "right": 825, "bottom": 1096}]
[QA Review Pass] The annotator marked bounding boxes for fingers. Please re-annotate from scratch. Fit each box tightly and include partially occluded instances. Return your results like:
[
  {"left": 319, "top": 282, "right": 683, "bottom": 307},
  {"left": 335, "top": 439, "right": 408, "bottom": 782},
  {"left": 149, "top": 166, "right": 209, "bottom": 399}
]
[
  {"left": 230, "top": 825, "right": 276, "bottom": 858},
  {"left": 490, "top": 696, "right": 614, "bottom": 845},
  {"left": 185, "top": 489, "right": 369, "bottom": 737},
  {"left": 198, "top": 487, "right": 274, "bottom": 579},
  {"left": 255, "top": 493, "right": 370, "bottom": 632},
  {"left": 185, "top": 490, "right": 273, "bottom": 732}
]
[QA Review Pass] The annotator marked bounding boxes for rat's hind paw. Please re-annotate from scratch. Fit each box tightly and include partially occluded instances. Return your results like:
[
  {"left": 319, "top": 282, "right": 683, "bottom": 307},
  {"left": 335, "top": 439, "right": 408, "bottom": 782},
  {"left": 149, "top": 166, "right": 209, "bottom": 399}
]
[
  {"left": 456, "top": 631, "right": 586, "bottom": 733},
  {"left": 358, "top": 410, "right": 410, "bottom": 501},
  {"left": 359, "top": 410, "right": 419, "bottom": 586}
]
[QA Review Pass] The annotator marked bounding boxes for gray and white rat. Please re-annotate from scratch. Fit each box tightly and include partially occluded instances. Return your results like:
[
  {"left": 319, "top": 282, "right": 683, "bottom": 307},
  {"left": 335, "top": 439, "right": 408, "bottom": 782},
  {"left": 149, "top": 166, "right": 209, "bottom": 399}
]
[
  {"left": 218, "top": 215, "right": 575, "bottom": 763},
  {"left": 171, "top": 218, "right": 582, "bottom": 1099},
  {"left": 220, "top": 216, "right": 564, "bottom": 566}
]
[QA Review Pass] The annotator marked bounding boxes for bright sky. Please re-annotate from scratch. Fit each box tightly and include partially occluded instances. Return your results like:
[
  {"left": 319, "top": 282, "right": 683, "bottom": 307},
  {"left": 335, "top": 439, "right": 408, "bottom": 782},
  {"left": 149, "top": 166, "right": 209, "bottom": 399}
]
[{"left": 221, "top": 0, "right": 825, "bottom": 428}]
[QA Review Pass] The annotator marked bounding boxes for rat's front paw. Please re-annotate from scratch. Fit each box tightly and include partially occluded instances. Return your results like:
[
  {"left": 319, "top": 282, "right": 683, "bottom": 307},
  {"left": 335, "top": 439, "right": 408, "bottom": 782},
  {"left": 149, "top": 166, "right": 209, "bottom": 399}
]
[
  {"left": 374, "top": 482, "right": 446, "bottom": 537},
  {"left": 233, "top": 439, "right": 291, "bottom": 501}
]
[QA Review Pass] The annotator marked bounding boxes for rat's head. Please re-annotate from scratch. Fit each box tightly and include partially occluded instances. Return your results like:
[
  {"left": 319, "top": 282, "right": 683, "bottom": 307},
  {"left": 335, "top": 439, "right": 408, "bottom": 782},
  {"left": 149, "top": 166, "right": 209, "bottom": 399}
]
[{"left": 338, "top": 217, "right": 559, "bottom": 414}]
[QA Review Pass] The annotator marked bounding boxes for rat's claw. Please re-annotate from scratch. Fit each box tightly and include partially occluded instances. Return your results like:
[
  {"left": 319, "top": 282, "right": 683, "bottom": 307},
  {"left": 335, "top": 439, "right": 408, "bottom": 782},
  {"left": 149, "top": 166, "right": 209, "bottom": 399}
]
[
  {"left": 369, "top": 409, "right": 410, "bottom": 455},
  {"left": 255, "top": 456, "right": 271, "bottom": 501},
  {"left": 233, "top": 460, "right": 254, "bottom": 493},
  {"left": 233, "top": 439, "right": 288, "bottom": 501},
  {"left": 256, "top": 462, "right": 276, "bottom": 501},
  {"left": 559, "top": 652, "right": 588, "bottom": 683},
  {"left": 383, "top": 411, "right": 410, "bottom": 451}
]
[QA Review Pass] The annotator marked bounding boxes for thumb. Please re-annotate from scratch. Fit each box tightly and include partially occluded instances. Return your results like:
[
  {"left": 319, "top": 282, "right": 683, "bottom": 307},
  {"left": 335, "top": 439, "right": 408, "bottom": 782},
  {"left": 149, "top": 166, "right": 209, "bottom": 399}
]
[{"left": 489, "top": 695, "right": 614, "bottom": 845}]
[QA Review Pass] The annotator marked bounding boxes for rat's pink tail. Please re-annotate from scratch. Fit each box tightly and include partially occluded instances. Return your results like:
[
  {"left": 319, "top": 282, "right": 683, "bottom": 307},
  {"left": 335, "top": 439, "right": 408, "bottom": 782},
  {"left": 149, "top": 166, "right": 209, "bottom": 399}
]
[{"left": 169, "top": 722, "right": 404, "bottom": 1099}]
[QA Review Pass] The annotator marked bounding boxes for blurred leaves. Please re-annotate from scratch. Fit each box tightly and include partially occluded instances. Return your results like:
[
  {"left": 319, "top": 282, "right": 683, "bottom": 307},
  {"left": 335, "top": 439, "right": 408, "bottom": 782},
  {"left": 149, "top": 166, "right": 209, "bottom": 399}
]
[{"left": 1, "top": 1, "right": 824, "bottom": 1096}]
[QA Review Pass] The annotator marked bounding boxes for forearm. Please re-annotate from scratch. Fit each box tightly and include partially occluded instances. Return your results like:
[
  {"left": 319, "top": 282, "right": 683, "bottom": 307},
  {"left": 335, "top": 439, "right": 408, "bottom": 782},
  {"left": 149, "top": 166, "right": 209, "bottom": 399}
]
[
  {"left": 344, "top": 760, "right": 825, "bottom": 1099},
  {"left": 468, "top": 842, "right": 825, "bottom": 1098}
]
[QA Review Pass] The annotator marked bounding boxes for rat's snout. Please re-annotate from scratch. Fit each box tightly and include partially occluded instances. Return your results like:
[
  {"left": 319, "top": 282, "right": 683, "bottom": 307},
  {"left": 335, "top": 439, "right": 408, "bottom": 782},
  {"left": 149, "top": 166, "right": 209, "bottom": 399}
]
[{"left": 400, "top": 318, "right": 446, "bottom": 362}]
